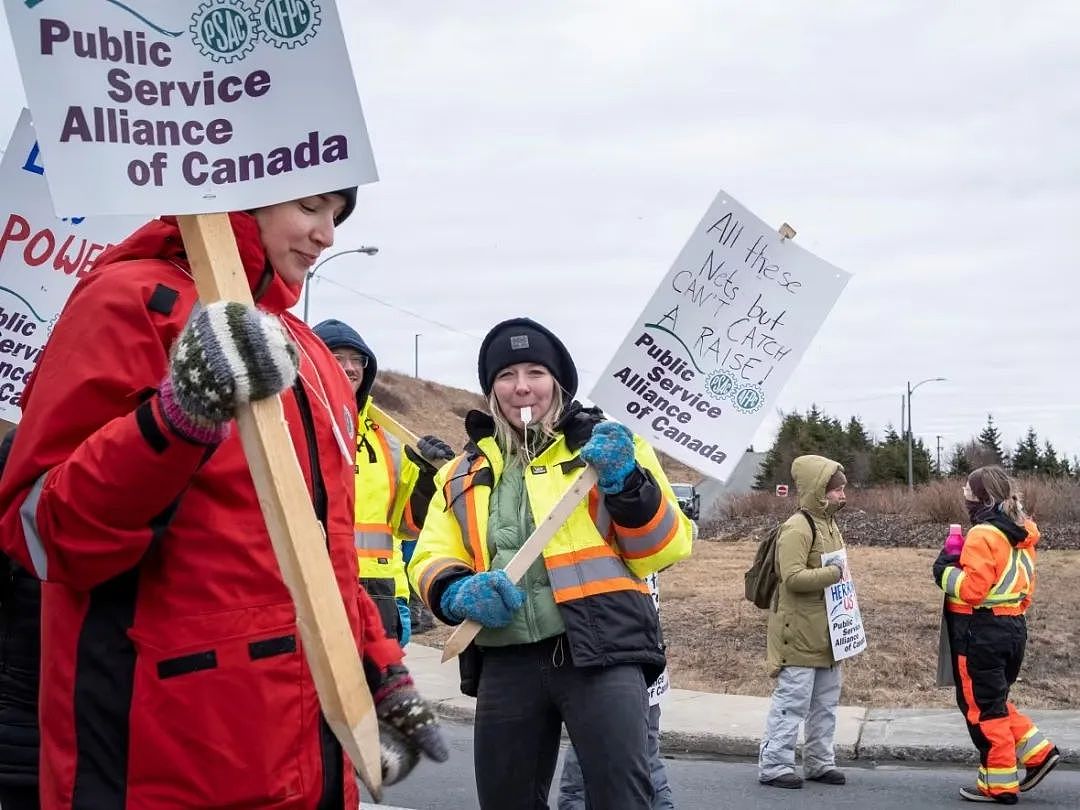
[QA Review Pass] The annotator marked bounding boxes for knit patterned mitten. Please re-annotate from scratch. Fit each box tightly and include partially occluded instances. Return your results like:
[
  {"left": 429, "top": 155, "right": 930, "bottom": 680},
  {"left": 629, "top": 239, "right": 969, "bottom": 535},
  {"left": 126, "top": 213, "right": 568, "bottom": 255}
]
[
  {"left": 379, "top": 719, "right": 420, "bottom": 786},
  {"left": 580, "top": 421, "right": 637, "bottom": 494},
  {"left": 159, "top": 301, "right": 299, "bottom": 444},
  {"left": 372, "top": 666, "right": 449, "bottom": 764}
]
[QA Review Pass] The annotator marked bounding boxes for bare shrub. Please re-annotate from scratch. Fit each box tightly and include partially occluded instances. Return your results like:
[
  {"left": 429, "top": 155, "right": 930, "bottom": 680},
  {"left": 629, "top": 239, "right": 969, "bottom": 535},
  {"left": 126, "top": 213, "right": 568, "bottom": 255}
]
[
  {"left": 725, "top": 491, "right": 790, "bottom": 519},
  {"left": 914, "top": 479, "right": 966, "bottom": 524}
]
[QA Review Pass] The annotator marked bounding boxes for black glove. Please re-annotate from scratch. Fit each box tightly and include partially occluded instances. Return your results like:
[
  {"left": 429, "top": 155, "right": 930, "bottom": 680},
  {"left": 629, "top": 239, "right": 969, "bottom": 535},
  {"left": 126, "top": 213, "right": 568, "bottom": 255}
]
[
  {"left": 932, "top": 550, "right": 960, "bottom": 587},
  {"left": 417, "top": 434, "right": 455, "bottom": 463},
  {"left": 370, "top": 664, "right": 449, "bottom": 766},
  {"left": 556, "top": 401, "right": 605, "bottom": 451}
]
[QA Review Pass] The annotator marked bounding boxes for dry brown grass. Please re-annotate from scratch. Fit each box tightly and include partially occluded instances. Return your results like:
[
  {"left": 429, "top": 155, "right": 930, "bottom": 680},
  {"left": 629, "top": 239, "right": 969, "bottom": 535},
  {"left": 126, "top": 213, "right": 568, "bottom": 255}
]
[{"left": 660, "top": 538, "right": 1079, "bottom": 709}]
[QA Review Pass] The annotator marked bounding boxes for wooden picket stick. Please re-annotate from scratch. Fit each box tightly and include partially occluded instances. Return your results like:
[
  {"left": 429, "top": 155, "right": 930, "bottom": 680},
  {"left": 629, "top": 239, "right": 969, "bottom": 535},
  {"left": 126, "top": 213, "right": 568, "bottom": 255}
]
[
  {"left": 440, "top": 466, "right": 599, "bottom": 663},
  {"left": 369, "top": 403, "right": 450, "bottom": 470},
  {"left": 176, "top": 214, "right": 383, "bottom": 801}
]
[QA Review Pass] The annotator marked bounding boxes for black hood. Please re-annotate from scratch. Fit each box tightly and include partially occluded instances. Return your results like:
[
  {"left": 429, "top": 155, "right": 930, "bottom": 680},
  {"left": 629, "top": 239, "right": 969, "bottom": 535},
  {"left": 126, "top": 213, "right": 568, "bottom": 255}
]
[
  {"left": 975, "top": 509, "right": 1029, "bottom": 547},
  {"left": 312, "top": 318, "right": 377, "bottom": 407}
]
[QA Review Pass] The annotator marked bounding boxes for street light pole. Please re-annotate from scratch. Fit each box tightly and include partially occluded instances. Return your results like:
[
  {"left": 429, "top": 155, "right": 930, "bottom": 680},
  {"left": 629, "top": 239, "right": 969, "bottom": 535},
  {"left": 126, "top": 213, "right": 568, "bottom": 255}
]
[
  {"left": 301, "top": 246, "right": 378, "bottom": 324},
  {"left": 906, "top": 377, "right": 947, "bottom": 493}
]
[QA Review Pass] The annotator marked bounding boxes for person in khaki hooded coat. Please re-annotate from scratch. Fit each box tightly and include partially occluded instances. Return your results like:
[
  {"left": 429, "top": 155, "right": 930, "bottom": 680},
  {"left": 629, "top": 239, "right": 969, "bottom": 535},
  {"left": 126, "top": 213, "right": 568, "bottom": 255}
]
[{"left": 758, "top": 455, "right": 848, "bottom": 790}]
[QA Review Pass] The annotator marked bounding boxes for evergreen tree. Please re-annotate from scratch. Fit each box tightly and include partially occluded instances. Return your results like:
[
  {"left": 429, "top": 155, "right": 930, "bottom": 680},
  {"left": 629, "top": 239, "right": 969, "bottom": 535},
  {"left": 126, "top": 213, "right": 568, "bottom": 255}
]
[
  {"left": 1011, "top": 427, "right": 1041, "bottom": 474},
  {"left": 948, "top": 443, "right": 972, "bottom": 477},
  {"left": 1041, "top": 441, "right": 1062, "bottom": 477},
  {"left": 977, "top": 414, "right": 1004, "bottom": 463}
]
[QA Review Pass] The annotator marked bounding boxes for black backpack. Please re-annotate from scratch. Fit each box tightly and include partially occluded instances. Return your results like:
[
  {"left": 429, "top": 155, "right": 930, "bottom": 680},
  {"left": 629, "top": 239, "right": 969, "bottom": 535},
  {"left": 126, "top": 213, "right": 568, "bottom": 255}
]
[{"left": 744, "top": 509, "right": 815, "bottom": 610}]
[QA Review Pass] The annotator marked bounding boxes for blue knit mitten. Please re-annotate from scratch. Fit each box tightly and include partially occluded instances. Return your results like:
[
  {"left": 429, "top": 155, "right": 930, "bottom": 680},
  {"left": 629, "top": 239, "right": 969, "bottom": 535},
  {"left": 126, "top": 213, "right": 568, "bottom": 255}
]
[
  {"left": 160, "top": 302, "right": 299, "bottom": 444},
  {"left": 580, "top": 421, "right": 637, "bottom": 494},
  {"left": 440, "top": 570, "right": 524, "bottom": 628}
]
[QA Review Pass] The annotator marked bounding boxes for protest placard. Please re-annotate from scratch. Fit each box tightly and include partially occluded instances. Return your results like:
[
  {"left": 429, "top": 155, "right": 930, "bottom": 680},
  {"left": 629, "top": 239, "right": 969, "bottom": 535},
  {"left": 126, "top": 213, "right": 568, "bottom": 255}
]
[
  {"left": 0, "top": 109, "right": 143, "bottom": 423},
  {"left": 3, "top": 0, "right": 376, "bottom": 216},
  {"left": 3, "top": 0, "right": 384, "bottom": 793},
  {"left": 644, "top": 572, "right": 669, "bottom": 706},
  {"left": 821, "top": 549, "right": 867, "bottom": 661},
  {"left": 589, "top": 190, "right": 850, "bottom": 480}
]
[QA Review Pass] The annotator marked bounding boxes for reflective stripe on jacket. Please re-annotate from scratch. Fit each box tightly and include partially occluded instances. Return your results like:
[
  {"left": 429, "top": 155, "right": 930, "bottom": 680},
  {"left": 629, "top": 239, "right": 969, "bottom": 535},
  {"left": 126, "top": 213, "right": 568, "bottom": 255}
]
[
  {"left": 354, "top": 412, "right": 422, "bottom": 600},
  {"left": 941, "top": 521, "right": 1040, "bottom": 616},
  {"left": 409, "top": 414, "right": 692, "bottom": 681}
]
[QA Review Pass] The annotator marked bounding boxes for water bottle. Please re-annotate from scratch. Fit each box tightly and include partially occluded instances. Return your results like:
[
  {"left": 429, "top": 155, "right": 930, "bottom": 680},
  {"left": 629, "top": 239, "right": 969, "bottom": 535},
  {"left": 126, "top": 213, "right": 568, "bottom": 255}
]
[{"left": 944, "top": 523, "right": 964, "bottom": 556}]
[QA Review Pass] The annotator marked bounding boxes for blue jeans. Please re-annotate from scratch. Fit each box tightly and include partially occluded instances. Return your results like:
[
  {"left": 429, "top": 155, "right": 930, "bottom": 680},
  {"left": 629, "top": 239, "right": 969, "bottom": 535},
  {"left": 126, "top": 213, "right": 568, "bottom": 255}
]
[{"left": 558, "top": 703, "right": 674, "bottom": 810}]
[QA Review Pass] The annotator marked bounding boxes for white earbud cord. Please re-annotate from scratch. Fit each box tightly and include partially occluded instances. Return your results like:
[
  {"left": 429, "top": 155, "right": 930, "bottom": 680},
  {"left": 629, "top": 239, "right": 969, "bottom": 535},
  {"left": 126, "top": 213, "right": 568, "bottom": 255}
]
[{"left": 279, "top": 316, "right": 353, "bottom": 465}]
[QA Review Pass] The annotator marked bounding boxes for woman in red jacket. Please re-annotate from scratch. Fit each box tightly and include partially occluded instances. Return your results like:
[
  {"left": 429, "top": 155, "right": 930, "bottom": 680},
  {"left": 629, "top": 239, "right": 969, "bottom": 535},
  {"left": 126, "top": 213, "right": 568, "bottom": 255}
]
[{"left": 0, "top": 190, "right": 445, "bottom": 809}]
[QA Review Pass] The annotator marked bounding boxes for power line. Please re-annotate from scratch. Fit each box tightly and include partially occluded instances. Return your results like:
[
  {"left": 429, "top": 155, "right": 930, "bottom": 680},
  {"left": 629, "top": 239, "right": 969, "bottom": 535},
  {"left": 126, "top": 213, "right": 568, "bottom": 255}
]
[
  {"left": 316, "top": 275, "right": 483, "bottom": 342},
  {"left": 315, "top": 274, "right": 602, "bottom": 380}
]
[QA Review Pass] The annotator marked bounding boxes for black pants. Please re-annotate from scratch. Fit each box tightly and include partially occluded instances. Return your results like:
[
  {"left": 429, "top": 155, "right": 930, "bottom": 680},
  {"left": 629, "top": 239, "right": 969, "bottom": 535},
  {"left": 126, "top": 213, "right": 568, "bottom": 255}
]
[
  {"left": 473, "top": 636, "right": 652, "bottom": 810},
  {"left": 946, "top": 611, "right": 1048, "bottom": 795},
  {"left": 0, "top": 785, "right": 39, "bottom": 810}
]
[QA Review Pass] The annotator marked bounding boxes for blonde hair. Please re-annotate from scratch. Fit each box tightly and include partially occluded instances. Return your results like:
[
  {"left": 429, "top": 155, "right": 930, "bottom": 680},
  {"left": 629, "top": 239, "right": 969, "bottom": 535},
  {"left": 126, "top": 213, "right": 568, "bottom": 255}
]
[
  {"left": 487, "top": 385, "right": 565, "bottom": 466},
  {"left": 968, "top": 465, "right": 1026, "bottom": 526}
]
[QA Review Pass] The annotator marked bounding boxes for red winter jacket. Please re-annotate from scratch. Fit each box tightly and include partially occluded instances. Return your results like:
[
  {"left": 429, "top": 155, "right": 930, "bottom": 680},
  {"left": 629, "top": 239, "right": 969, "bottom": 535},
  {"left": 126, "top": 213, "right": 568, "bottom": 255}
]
[{"left": 0, "top": 214, "right": 400, "bottom": 809}]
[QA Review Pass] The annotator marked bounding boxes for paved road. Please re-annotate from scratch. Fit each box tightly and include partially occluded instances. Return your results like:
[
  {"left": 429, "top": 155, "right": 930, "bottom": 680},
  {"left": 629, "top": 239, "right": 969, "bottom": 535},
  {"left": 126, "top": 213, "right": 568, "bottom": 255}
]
[{"left": 371, "top": 721, "right": 1079, "bottom": 810}]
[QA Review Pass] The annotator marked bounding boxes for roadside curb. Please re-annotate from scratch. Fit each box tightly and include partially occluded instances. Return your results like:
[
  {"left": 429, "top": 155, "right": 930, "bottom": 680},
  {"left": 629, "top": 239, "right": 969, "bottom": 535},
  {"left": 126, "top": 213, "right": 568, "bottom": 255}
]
[
  {"left": 430, "top": 699, "right": 1079, "bottom": 766},
  {"left": 408, "top": 645, "right": 1079, "bottom": 767}
]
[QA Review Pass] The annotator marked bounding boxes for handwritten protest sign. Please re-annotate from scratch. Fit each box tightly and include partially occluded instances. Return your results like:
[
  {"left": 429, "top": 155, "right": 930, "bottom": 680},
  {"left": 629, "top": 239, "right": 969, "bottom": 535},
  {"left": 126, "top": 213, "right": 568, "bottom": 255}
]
[
  {"left": 589, "top": 190, "right": 850, "bottom": 480},
  {"left": 3, "top": 0, "right": 376, "bottom": 216},
  {"left": 0, "top": 109, "right": 142, "bottom": 423},
  {"left": 821, "top": 549, "right": 867, "bottom": 662}
]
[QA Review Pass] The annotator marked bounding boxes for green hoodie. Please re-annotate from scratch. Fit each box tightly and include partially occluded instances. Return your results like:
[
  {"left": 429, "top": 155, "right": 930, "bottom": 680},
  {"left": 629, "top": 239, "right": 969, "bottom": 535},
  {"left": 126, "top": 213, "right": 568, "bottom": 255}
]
[
  {"left": 765, "top": 454, "right": 846, "bottom": 674},
  {"left": 476, "top": 453, "right": 566, "bottom": 647}
]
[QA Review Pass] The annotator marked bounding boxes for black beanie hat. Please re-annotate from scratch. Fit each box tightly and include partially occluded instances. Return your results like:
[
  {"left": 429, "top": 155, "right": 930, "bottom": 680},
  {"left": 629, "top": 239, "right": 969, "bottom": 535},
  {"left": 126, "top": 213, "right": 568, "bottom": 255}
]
[
  {"left": 332, "top": 187, "right": 357, "bottom": 225},
  {"left": 478, "top": 318, "right": 578, "bottom": 398}
]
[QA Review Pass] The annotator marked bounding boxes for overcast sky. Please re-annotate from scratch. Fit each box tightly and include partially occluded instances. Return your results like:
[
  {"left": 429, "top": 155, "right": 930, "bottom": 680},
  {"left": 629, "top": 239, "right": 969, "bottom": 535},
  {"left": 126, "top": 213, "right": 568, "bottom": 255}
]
[{"left": 1, "top": 2, "right": 1076, "bottom": 469}]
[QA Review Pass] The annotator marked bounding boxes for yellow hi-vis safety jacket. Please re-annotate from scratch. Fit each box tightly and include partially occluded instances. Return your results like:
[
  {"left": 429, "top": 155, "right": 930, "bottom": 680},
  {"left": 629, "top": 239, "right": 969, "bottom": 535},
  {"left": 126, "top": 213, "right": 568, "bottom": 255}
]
[
  {"left": 354, "top": 408, "right": 424, "bottom": 635},
  {"left": 408, "top": 409, "right": 693, "bottom": 682}
]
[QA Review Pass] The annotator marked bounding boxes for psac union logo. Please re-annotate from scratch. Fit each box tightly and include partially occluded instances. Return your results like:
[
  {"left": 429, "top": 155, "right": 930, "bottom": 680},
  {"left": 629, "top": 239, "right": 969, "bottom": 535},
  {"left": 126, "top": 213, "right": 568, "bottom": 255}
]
[{"left": 190, "top": 0, "right": 322, "bottom": 63}]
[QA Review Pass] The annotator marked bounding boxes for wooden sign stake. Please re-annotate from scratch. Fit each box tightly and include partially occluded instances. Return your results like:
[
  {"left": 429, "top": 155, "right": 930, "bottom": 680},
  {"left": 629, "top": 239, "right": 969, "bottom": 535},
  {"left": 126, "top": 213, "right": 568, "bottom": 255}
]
[
  {"left": 176, "top": 214, "right": 382, "bottom": 801},
  {"left": 441, "top": 467, "right": 599, "bottom": 662}
]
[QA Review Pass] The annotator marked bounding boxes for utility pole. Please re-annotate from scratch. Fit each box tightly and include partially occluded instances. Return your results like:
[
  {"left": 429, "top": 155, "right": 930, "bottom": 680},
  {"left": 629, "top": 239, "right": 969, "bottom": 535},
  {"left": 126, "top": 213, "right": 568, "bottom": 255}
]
[
  {"left": 936, "top": 435, "right": 943, "bottom": 476},
  {"left": 301, "top": 246, "right": 378, "bottom": 323},
  {"left": 906, "top": 377, "right": 946, "bottom": 493},
  {"left": 414, "top": 333, "right": 420, "bottom": 378}
]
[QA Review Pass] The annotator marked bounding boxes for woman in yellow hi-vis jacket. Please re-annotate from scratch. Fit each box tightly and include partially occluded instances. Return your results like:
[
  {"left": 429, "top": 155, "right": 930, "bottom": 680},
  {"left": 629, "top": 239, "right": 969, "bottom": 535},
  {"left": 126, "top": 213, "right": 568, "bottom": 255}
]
[
  {"left": 934, "top": 466, "right": 1060, "bottom": 805},
  {"left": 409, "top": 318, "right": 692, "bottom": 810}
]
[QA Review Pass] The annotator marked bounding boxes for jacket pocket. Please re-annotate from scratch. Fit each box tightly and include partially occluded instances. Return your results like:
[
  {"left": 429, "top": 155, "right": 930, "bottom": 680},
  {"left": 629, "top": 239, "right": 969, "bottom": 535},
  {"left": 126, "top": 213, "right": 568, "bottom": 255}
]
[
  {"left": 126, "top": 603, "right": 306, "bottom": 806},
  {"left": 784, "top": 598, "right": 831, "bottom": 660}
]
